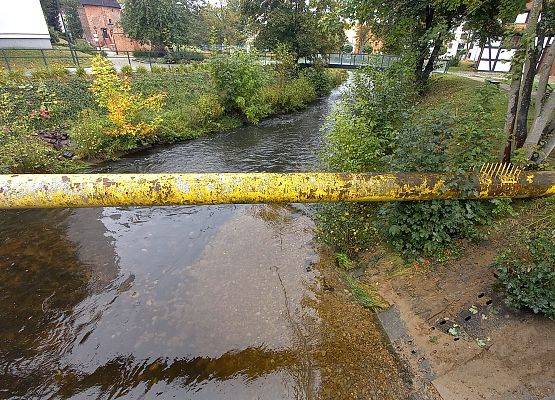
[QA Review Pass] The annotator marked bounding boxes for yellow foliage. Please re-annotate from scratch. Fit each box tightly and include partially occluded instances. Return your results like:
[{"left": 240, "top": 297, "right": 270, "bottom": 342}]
[{"left": 90, "top": 55, "right": 165, "bottom": 137}]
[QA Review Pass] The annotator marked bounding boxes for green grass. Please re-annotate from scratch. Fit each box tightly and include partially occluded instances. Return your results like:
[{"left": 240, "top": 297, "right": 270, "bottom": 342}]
[
  {"left": 344, "top": 274, "right": 388, "bottom": 311},
  {"left": 2, "top": 47, "right": 93, "bottom": 70},
  {"left": 447, "top": 59, "right": 476, "bottom": 73},
  {"left": 418, "top": 75, "right": 508, "bottom": 126}
]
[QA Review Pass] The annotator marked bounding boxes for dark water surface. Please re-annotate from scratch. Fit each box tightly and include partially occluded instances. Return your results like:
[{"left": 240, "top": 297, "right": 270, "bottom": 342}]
[{"left": 0, "top": 86, "right": 343, "bottom": 399}]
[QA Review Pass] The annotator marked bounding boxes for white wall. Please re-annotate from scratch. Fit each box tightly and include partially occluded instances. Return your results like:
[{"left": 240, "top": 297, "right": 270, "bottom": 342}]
[{"left": 0, "top": 0, "right": 52, "bottom": 49}]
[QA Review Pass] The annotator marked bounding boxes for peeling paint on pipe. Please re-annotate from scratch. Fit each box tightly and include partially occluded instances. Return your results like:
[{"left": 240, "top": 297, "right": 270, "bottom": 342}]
[{"left": 0, "top": 170, "right": 553, "bottom": 209}]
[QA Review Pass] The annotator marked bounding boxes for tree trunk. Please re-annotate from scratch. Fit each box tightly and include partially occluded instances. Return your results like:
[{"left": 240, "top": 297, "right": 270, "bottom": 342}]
[
  {"left": 420, "top": 36, "right": 443, "bottom": 84},
  {"left": 502, "top": 58, "right": 523, "bottom": 163},
  {"left": 535, "top": 42, "right": 555, "bottom": 118},
  {"left": 414, "top": 5, "right": 435, "bottom": 88},
  {"left": 513, "top": 0, "right": 543, "bottom": 149},
  {"left": 525, "top": 91, "right": 555, "bottom": 159},
  {"left": 537, "top": 125, "right": 555, "bottom": 163}
]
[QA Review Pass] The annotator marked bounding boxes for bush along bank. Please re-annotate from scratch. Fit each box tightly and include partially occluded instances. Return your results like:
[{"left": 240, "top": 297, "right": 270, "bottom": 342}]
[
  {"left": 0, "top": 52, "right": 347, "bottom": 173},
  {"left": 317, "top": 64, "right": 554, "bottom": 318}
]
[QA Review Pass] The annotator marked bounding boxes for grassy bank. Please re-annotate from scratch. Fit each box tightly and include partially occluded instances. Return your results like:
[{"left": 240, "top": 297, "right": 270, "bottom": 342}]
[
  {"left": 0, "top": 53, "right": 347, "bottom": 173},
  {"left": 319, "top": 67, "right": 553, "bottom": 318}
]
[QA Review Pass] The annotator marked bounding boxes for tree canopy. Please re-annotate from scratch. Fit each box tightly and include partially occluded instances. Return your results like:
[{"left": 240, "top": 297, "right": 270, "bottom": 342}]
[
  {"left": 242, "top": 0, "right": 346, "bottom": 58},
  {"left": 344, "top": 0, "right": 525, "bottom": 86},
  {"left": 39, "top": 0, "right": 62, "bottom": 31},
  {"left": 121, "top": 0, "right": 196, "bottom": 49},
  {"left": 196, "top": 0, "right": 247, "bottom": 47}
]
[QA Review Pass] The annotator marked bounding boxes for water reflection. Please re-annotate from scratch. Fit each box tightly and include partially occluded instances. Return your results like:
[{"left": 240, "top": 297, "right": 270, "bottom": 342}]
[{"left": 55, "top": 347, "right": 297, "bottom": 398}]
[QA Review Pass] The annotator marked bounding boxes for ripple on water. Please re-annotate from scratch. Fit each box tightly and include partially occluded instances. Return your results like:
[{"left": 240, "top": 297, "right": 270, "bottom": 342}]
[{"left": 0, "top": 81, "right": 405, "bottom": 399}]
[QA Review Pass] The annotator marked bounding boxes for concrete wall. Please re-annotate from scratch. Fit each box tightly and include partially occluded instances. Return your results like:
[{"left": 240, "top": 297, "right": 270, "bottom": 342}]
[{"left": 0, "top": 0, "right": 51, "bottom": 49}]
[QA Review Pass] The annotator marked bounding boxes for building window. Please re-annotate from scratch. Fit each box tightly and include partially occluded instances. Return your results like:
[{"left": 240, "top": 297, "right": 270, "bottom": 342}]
[{"left": 101, "top": 28, "right": 109, "bottom": 39}]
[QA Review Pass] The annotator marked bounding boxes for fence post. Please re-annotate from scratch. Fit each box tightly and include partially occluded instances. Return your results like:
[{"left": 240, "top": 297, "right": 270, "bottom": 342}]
[
  {"left": 147, "top": 52, "right": 152, "bottom": 70},
  {"left": 40, "top": 49, "right": 48, "bottom": 67},
  {"left": 72, "top": 45, "right": 80, "bottom": 67},
  {"left": 127, "top": 51, "right": 131, "bottom": 66},
  {"left": 1, "top": 49, "right": 11, "bottom": 71}
]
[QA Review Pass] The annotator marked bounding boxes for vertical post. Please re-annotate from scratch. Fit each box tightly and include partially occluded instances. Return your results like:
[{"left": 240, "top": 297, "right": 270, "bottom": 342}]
[
  {"left": 73, "top": 45, "right": 80, "bottom": 67},
  {"left": 148, "top": 51, "right": 152, "bottom": 70},
  {"left": 1, "top": 49, "right": 11, "bottom": 71},
  {"left": 127, "top": 51, "right": 131, "bottom": 66},
  {"left": 40, "top": 49, "right": 48, "bottom": 67},
  {"left": 339, "top": 52, "right": 342, "bottom": 66}
]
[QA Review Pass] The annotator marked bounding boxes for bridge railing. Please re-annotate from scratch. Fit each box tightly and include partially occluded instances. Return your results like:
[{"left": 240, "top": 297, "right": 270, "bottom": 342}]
[{"left": 298, "top": 53, "right": 401, "bottom": 68}]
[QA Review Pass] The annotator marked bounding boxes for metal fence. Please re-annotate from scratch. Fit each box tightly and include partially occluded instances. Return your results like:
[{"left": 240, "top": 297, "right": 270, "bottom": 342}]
[
  {"left": 0, "top": 47, "right": 216, "bottom": 71},
  {"left": 0, "top": 47, "right": 448, "bottom": 73}
]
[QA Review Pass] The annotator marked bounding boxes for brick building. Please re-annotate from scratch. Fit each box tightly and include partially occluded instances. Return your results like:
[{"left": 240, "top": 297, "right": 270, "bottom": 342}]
[{"left": 78, "top": 0, "right": 145, "bottom": 52}]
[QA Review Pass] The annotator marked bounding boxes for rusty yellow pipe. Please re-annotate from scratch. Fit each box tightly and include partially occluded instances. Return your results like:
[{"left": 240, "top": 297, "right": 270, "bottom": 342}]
[{"left": 0, "top": 166, "right": 553, "bottom": 209}]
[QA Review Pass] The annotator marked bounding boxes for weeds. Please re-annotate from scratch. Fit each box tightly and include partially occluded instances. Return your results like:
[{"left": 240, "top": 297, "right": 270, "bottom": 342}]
[{"left": 344, "top": 274, "right": 388, "bottom": 311}]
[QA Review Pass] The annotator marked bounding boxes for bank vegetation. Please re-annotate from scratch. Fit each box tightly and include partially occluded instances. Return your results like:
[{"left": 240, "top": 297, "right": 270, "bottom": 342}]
[{"left": 0, "top": 52, "right": 346, "bottom": 173}]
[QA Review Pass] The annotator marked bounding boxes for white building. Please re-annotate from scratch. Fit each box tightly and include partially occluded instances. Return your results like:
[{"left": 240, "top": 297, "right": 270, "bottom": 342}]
[
  {"left": 442, "top": 9, "right": 533, "bottom": 72},
  {"left": 0, "top": 0, "right": 51, "bottom": 49}
]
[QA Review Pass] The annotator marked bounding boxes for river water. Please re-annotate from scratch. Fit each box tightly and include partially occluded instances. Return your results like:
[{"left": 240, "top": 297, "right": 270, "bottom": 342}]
[{"left": 0, "top": 83, "right": 407, "bottom": 399}]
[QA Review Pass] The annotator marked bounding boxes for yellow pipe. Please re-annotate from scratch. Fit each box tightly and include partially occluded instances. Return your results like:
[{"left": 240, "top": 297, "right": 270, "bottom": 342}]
[{"left": 0, "top": 169, "right": 553, "bottom": 209}]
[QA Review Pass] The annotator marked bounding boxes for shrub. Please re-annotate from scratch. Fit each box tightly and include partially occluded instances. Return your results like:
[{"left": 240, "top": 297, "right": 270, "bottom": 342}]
[
  {"left": 150, "top": 65, "right": 166, "bottom": 74},
  {"left": 342, "top": 43, "right": 354, "bottom": 53},
  {"left": 319, "top": 64, "right": 509, "bottom": 258},
  {"left": 208, "top": 51, "right": 269, "bottom": 123},
  {"left": 90, "top": 55, "right": 165, "bottom": 138},
  {"left": 135, "top": 65, "right": 149, "bottom": 74},
  {"left": 133, "top": 50, "right": 166, "bottom": 59},
  {"left": 381, "top": 105, "right": 506, "bottom": 257},
  {"left": 262, "top": 77, "right": 316, "bottom": 114},
  {"left": 273, "top": 43, "right": 297, "bottom": 84},
  {"left": 0, "top": 133, "right": 74, "bottom": 173},
  {"left": 323, "top": 64, "right": 414, "bottom": 173},
  {"left": 493, "top": 235, "right": 555, "bottom": 319},
  {"left": 70, "top": 109, "right": 119, "bottom": 159},
  {"left": 160, "top": 93, "right": 224, "bottom": 140},
  {"left": 120, "top": 65, "right": 133, "bottom": 75},
  {"left": 31, "top": 65, "right": 69, "bottom": 79},
  {"left": 300, "top": 66, "right": 336, "bottom": 97},
  {"left": 73, "top": 39, "right": 95, "bottom": 55},
  {"left": 163, "top": 51, "right": 204, "bottom": 64}
]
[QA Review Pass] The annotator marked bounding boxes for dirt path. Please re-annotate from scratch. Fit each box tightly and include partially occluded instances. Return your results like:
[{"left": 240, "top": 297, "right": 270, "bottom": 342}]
[{"left": 362, "top": 237, "right": 555, "bottom": 400}]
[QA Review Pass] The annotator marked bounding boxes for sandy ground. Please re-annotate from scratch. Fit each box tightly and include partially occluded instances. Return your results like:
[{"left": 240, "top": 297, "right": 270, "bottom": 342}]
[{"left": 360, "top": 238, "right": 555, "bottom": 400}]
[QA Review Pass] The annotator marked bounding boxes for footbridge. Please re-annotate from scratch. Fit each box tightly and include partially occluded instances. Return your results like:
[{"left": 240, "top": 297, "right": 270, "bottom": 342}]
[{"left": 295, "top": 53, "right": 447, "bottom": 72}]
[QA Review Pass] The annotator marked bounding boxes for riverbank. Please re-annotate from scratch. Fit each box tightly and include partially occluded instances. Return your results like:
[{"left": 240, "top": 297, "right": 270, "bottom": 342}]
[
  {"left": 370, "top": 196, "right": 555, "bottom": 400},
  {"left": 320, "top": 73, "right": 554, "bottom": 399},
  {"left": 0, "top": 54, "right": 347, "bottom": 174}
]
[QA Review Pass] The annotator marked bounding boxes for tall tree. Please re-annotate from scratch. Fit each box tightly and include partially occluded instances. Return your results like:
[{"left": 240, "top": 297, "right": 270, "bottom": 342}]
[
  {"left": 345, "top": 0, "right": 524, "bottom": 88},
  {"left": 40, "top": 0, "right": 62, "bottom": 31},
  {"left": 197, "top": 0, "right": 247, "bottom": 47},
  {"left": 242, "top": 0, "right": 346, "bottom": 59},
  {"left": 60, "top": 0, "right": 83, "bottom": 39},
  {"left": 504, "top": 0, "right": 555, "bottom": 163},
  {"left": 121, "top": 0, "right": 196, "bottom": 50}
]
